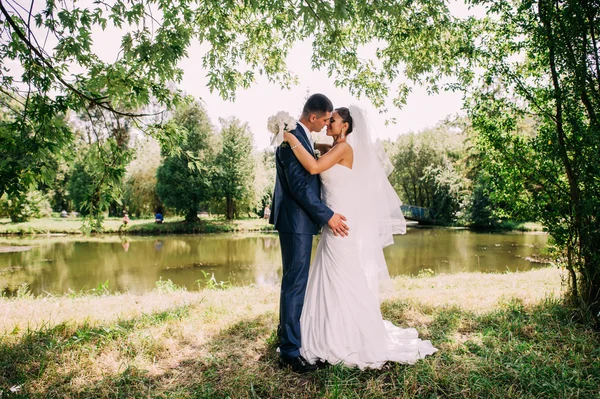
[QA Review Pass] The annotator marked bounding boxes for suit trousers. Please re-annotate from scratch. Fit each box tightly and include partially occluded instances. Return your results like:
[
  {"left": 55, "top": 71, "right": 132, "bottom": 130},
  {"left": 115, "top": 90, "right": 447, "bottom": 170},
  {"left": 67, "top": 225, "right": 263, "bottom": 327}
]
[{"left": 278, "top": 232, "right": 313, "bottom": 358}]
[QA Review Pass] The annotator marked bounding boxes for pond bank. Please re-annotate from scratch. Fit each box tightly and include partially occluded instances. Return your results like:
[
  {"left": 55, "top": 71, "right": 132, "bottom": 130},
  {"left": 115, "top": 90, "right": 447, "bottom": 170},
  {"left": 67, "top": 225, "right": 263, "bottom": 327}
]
[
  {"left": 2, "top": 267, "right": 599, "bottom": 398},
  {"left": 0, "top": 217, "right": 544, "bottom": 238},
  {"left": 0, "top": 246, "right": 32, "bottom": 253},
  {"left": 0, "top": 217, "right": 274, "bottom": 237}
]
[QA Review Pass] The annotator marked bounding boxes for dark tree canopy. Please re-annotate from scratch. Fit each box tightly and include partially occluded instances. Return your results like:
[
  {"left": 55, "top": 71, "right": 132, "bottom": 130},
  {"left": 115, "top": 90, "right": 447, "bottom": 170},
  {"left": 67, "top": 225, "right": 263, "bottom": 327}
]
[
  {"left": 155, "top": 100, "right": 214, "bottom": 222},
  {"left": 212, "top": 117, "right": 255, "bottom": 220}
]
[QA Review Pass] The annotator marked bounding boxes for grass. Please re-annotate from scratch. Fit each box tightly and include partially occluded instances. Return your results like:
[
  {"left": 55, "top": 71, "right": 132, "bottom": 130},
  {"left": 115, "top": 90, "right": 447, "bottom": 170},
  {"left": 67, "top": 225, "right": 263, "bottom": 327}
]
[
  {"left": 500, "top": 221, "right": 545, "bottom": 231},
  {"left": 0, "top": 216, "right": 274, "bottom": 236},
  {"left": 1, "top": 267, "right": 599, "bottom": 398},
  {"left": 466, "top": 220, "right": 545, "bottom": 232},
  {"left": 0, "top": 216, "right": 541, "bottom": 236}
]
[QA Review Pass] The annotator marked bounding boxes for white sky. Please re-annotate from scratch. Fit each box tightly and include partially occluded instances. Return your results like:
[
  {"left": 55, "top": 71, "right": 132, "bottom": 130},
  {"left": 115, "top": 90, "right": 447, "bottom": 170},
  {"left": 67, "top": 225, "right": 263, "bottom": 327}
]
[{"left": 179, "top": 39, "right": 466, "bottom": 149}]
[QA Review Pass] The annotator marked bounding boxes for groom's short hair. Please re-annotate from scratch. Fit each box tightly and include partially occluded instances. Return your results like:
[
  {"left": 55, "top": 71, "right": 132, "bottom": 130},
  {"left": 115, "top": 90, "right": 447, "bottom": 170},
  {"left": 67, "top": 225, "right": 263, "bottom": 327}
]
[{"left": 302, "top": 94, "right": 333, "bottom": 117}]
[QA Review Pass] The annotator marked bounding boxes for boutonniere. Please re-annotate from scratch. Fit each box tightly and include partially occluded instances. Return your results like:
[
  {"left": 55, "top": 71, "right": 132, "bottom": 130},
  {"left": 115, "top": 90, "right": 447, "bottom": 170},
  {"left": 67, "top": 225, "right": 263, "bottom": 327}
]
[
  {"left": 267, "top": 111, "right": 297, "bottom": 147},
  {"left": 314, "top": 149, "right": 321, "bottom": 159}
]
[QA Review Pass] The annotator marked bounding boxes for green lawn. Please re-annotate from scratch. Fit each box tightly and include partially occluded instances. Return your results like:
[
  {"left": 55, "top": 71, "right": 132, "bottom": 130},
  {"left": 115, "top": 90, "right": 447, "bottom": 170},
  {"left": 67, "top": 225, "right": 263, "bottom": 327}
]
[
  {"left": 0, "top": 216, "right": 543, "bottom": 236},
  {"left": 1, "top": 267, "right": 598, "bottom": 398},
  {"left": 0, "top": 216, "right": 274, "bottom": 235}
]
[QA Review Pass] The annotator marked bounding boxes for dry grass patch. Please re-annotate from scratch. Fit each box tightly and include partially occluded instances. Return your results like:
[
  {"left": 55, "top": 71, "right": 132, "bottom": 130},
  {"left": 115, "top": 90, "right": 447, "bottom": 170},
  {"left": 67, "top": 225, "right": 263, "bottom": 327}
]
[
  {"left": 389, "top": 267, "right": 564, "bottom": 312},
  {"left": 2, "top": 267, "right": 598, "bottom": 398}
]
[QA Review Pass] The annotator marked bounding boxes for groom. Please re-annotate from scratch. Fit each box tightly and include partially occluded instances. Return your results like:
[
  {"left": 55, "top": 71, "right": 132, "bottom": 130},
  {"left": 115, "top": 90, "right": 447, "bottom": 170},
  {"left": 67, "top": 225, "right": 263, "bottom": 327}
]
[{"left": 270, "top": 93, "right": 349, "bottom": 373}]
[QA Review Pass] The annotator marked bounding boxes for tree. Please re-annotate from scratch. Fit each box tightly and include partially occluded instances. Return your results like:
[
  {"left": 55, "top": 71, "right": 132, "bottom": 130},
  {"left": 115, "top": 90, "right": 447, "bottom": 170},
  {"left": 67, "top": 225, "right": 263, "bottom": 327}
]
[
  {"left": 212, "top": 117, "right": 255, "bottom": 220},
  {"left": 252, "top": 148, "right": 277, "bottom": 216},
  {"left": 0, "top": 95, "right": 73, "bottom": 198},
  {"left": 123, "top": 138, "right": 162, "bottom": 217},
  {"left": 0, "top": 190, "right": 52, "bottom": 223},
  {"left": 0, "top": 2, "right": 178, "bottom": 203},
  {"left": 76, "top": 107, "right": 134, "bottom": 220},
  {"left": 466, "top": 0, "right": 600, "bottom": 319},
  {"left": 462, "top": 116, "right": 538, "bottom": 228},
  {"left": 48, "top": 160, "right": 73, "bottom": 213},
  {"left": 67, "top": 142, "right": 126, "bottom": 229},
  {"left": 389, "top": 119, "right": 469, "bottom": 222},
  {"left": 156, "top": 100, "right": 215, "bottom": 222}
]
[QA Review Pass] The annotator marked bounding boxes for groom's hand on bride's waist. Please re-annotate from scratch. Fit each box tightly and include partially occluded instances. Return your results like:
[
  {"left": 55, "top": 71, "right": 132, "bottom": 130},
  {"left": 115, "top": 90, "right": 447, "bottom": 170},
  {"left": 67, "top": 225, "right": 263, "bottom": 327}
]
[{"left": 328, "top": 213, "right": 349, "bottom": 237}]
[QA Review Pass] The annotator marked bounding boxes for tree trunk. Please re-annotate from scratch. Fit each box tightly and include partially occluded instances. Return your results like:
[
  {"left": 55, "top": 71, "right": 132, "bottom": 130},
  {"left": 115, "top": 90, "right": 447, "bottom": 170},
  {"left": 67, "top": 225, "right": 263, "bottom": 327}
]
[
  {"left": 539, "top": 0, "right": 586, "bottom": 309},
  {"left": 580, "top": 224, "right": 600, "bottom": 321},
  {"left": 108, "top": 201, "right": 120, "bottom": 217},
  {"left": 185, "top": 209, "right": 199, "bottom": 223},
  {"left": 226, "top": 197, "right": 234, "bottom": 220}
]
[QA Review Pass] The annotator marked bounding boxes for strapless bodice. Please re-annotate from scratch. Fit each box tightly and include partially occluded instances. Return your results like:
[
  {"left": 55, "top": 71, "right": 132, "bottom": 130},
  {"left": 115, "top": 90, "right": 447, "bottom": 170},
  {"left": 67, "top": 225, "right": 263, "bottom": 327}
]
[{"left": 320, "top": 164, "right": 355, "bottom": 216}]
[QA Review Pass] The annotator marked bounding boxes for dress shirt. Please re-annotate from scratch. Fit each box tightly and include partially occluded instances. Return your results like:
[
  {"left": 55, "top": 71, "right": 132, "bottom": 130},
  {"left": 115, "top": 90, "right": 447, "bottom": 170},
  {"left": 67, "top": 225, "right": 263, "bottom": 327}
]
[{"left": 297, "top": 121, "right": 314, "bottom": 151}]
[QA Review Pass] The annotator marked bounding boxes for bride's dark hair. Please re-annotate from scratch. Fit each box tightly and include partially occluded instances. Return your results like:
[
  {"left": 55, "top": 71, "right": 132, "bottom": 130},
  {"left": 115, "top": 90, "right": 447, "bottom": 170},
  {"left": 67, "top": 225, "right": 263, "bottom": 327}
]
[{"left": 336, "top": 107, "right": 353, "bottom": 134}]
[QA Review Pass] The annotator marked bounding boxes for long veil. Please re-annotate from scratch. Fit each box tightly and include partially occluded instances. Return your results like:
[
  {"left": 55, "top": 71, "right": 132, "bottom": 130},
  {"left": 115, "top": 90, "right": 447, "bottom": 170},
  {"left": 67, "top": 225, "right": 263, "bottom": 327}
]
[{"left": 346, "top": 105, "right": 407, "bottom": 301}]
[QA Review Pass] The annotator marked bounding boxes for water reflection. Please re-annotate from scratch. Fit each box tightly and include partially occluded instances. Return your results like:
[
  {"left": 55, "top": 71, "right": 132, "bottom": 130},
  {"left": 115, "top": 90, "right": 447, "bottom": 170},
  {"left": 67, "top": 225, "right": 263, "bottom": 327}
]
[
  {"left": 0, "top": 228, "right": 548, "bottom": 296},
  {"left": 384, "top": 228, "right": 548, "bottom": 275}
]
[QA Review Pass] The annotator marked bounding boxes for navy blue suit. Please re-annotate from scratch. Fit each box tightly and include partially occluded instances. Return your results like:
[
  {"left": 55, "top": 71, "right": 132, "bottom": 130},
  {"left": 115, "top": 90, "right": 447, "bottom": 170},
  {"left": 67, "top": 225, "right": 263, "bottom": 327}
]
[{"left": 269, "top": 125, "right": 333, "bottom": 358}]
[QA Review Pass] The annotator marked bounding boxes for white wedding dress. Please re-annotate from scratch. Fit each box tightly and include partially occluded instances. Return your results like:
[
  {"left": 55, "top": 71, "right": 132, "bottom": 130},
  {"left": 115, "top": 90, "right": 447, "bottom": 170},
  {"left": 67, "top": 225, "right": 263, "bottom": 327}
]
[{"left": 299, "top": 163, "right": 438, "bottom": 369}]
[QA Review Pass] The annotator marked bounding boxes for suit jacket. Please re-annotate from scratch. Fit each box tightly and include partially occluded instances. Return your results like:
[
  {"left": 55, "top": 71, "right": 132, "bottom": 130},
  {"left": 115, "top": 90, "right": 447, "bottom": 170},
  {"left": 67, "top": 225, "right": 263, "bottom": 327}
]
[{"left": 269, "top": 125, "right": 333, "bottom": 234}]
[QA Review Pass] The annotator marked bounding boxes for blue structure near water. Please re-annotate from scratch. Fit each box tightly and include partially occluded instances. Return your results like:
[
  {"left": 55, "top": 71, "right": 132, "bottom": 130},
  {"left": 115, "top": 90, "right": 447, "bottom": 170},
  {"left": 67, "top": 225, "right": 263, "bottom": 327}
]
[{"left": 400, "top": 205, "right": 435, "bottom": 223}]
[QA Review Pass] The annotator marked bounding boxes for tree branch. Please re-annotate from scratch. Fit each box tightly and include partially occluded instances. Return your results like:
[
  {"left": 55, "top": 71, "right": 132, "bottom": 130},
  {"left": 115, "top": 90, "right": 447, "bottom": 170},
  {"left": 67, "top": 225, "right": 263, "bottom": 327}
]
[
  {"left": 22, "top": 0, "right": 35, "bottom": 122},
  {"left": 557, "top": 0, "right": 599, "bottom": 127},
  {"left": 586, "top": 6, "right": 600, "bottom": 94},
  {"left": 0, "top": 0, "right": 163, "bottom": 118},
  {"left": 538, "top": 0, "right": 580, "bottom": 223}
]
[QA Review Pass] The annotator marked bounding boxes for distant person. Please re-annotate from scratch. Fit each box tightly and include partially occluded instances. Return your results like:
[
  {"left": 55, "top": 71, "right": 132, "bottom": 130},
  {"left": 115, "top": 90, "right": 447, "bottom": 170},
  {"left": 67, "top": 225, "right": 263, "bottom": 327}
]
[
  {"left": 155, "top": 212, "right": 164, "bottom": 224},
  {"left": 60, "top": 210, "right": 67, "bottom": 218},
  {"left": 122, "top": 213, "right": 130, "bottom": 225},
  {"left": 263, "top": 204, "right": 271, "bottom": 220}
]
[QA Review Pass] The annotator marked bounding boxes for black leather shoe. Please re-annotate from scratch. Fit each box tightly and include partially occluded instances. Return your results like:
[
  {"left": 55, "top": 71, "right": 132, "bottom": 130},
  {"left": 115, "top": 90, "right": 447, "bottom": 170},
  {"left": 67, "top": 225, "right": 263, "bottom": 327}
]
[
  {"left": 278, "top": 355, "right": 318, "bottom": 374},
  {"left": 315, "top": 359, "right": 329, "bottom": 370}
]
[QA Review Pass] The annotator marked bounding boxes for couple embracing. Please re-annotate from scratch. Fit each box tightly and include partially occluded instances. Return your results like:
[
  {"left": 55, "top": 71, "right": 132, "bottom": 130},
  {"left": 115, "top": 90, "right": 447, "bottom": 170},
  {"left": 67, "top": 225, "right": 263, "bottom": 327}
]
[{"left": 269, "top": 94, "right": 437, "bottom": 373}]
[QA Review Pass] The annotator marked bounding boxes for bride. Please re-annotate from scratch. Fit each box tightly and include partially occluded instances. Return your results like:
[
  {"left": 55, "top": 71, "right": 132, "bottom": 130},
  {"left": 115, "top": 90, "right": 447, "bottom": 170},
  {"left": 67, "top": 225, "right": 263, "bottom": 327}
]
[{"left": 282, "top": 105, "right": 437, "bottom": 369}]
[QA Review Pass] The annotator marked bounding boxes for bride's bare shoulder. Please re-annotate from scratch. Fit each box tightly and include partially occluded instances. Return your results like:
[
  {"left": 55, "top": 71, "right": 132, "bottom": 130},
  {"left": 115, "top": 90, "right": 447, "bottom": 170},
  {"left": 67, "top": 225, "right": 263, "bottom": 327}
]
[{"left": 334, "top": 142, "right": 353, "bottom": 153}]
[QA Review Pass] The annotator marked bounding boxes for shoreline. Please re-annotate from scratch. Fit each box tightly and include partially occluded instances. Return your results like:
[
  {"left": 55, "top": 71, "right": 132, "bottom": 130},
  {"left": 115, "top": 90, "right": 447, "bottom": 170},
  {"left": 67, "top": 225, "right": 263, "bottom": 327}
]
[
  {"left": 0, "top": 217, "right": 544, "bottom": 240},
  {"left": 0, "top": 217, "right": 275, "bottom": 238},
  {"left": 0, "top": 245, "right": 33, "bottom": 253},
  {"left": 0, "top": 219, "right": 549, "bottom": 258},
  {"left": 0, "top": 267, "right": 565, "bottom": 334}
]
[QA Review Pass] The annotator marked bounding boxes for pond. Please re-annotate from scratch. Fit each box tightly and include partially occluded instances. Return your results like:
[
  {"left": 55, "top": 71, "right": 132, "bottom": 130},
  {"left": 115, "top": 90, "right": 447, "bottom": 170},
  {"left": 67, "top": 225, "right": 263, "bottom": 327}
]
[{"left": 0, "top": 228, "right": 549, "bottom": 296}]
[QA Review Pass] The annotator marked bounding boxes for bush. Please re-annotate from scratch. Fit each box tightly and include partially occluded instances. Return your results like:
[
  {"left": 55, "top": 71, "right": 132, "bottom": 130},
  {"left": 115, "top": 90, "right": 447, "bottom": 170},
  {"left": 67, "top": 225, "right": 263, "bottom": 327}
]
[{"left": 0, "top": 190, "right": 52, "bottom": 222}]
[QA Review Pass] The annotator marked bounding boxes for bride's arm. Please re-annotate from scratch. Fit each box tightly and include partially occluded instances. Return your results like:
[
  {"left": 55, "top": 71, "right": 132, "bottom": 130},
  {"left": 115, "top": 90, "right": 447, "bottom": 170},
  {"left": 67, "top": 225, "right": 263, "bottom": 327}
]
[{"left": 283, "top": 132, "right": 348, "bottom": 175}]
